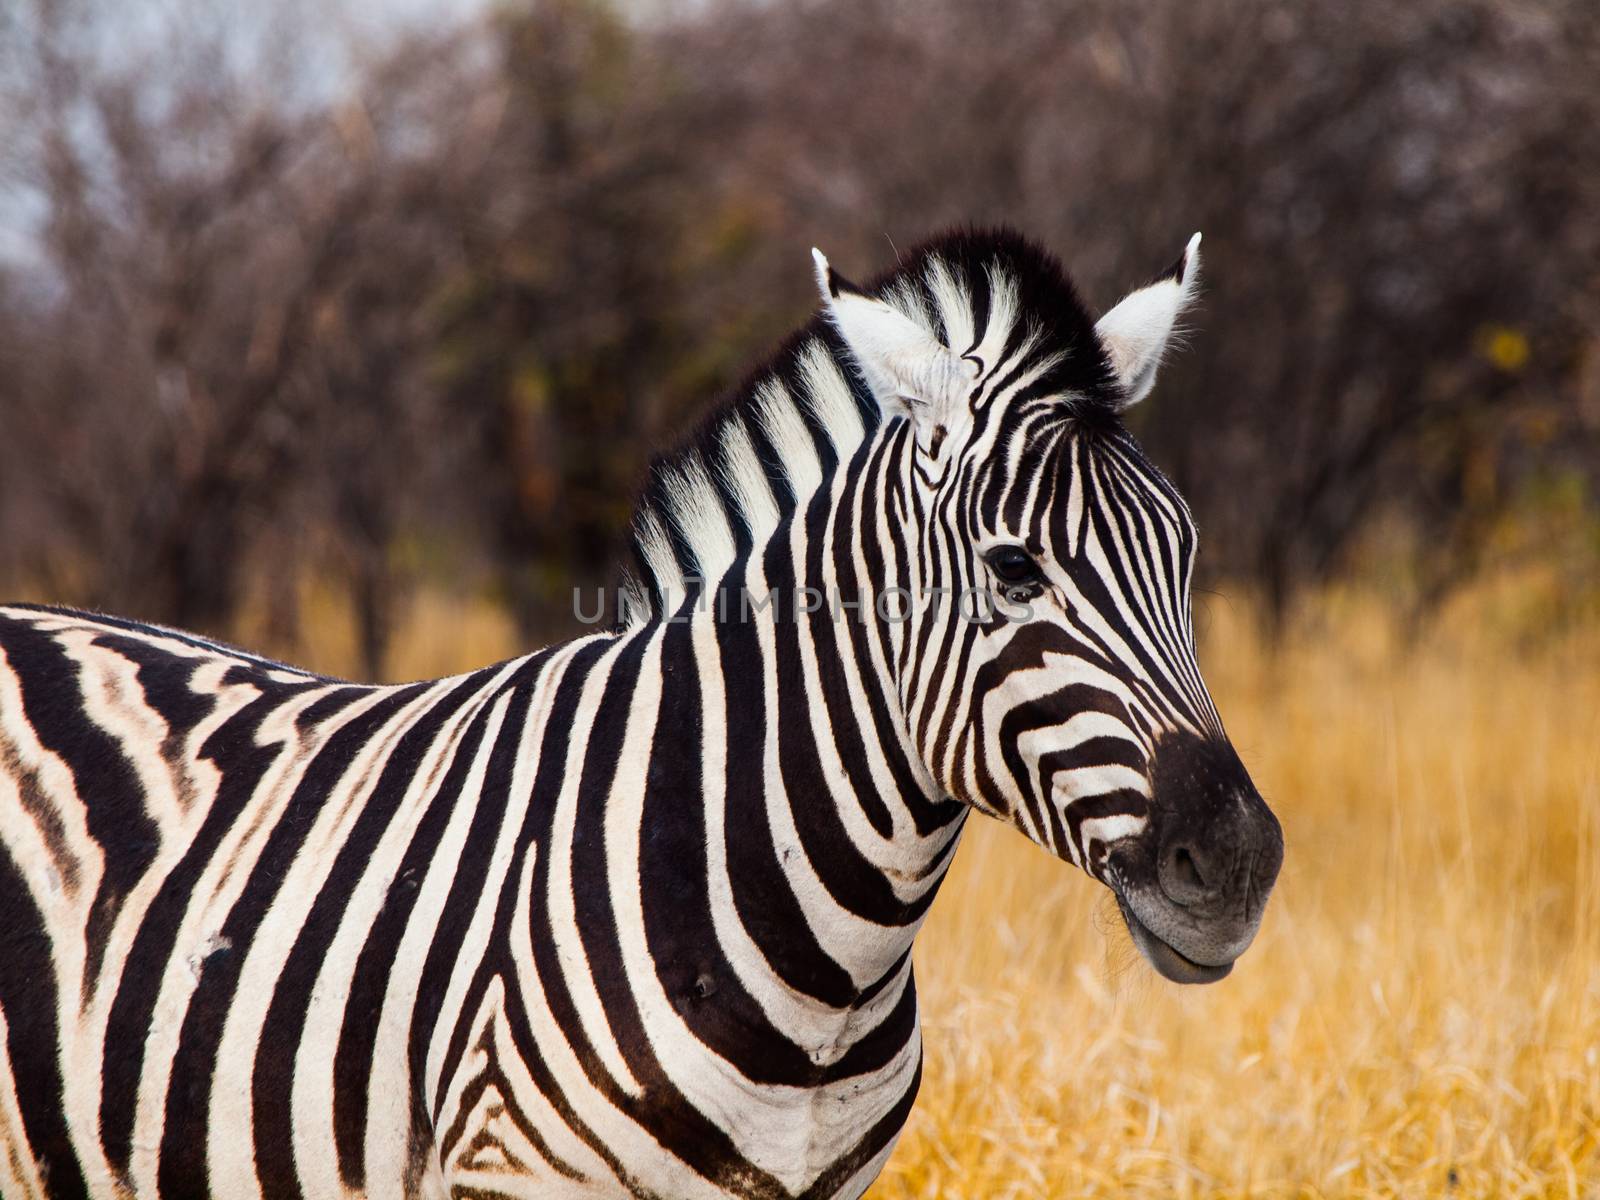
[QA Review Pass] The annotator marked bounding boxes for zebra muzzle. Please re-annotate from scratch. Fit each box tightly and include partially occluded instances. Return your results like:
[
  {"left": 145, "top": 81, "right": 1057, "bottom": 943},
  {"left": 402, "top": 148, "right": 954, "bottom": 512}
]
[
  {"left": 1104, "top": 732, "right": 1285, "bottom": 983},
  {"left": 1114, "top": 892, "right": 1234, "bottom": 985}
]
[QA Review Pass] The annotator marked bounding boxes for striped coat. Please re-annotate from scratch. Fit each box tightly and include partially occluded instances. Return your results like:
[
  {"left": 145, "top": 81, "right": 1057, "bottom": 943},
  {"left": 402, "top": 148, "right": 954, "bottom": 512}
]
[{"left": 0, "top": 228, "right": 1282, "bottom": 1198}]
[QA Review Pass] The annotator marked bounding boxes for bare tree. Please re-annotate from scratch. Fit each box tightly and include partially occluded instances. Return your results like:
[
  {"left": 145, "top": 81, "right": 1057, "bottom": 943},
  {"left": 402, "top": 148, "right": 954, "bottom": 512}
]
[{"left": 1, "top": 0, "right": 1595, "bottom": 655}]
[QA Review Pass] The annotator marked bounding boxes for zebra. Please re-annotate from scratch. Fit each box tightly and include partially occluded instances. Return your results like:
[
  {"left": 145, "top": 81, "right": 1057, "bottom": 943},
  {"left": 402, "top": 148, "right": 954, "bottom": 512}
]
[{"left": 0, "top": 227, "right": 1283, "bottom": 1199}]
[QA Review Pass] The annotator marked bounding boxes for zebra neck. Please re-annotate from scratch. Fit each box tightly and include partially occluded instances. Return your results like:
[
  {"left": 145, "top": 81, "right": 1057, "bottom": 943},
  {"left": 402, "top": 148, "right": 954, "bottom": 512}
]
[{"left": 683, "top": 425, "right": 966, "bottom": 998}]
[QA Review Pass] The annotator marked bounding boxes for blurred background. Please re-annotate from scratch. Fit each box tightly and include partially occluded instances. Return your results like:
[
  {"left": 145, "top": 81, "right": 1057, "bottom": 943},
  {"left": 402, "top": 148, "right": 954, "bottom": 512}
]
[
  {"left": 3, "top": 1, "right": 1599, "bottom": 1194},
  {"left": 2, "top": 0, "right": 1596, "bottom": 674}
]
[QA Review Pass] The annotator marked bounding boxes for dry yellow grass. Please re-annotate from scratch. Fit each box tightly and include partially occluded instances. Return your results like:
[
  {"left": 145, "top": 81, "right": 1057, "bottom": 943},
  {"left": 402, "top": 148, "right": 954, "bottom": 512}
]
[
  {"left": 262, "top": 569, "right": 1600, "bottom": 1198},
  {"left": 875, "top": 580, "right": 1600, "bottom": 1199}
]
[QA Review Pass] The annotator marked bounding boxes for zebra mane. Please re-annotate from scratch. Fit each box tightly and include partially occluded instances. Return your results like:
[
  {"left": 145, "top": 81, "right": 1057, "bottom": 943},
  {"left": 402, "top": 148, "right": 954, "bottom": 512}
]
[{"left": 619, "top": 227, "right": 1118, "bottom": 626}]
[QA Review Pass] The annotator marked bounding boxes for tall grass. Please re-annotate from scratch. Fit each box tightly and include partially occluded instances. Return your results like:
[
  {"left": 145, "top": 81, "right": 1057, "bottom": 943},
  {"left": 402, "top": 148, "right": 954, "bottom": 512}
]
[
  {"left": 875, "top": 580, "right": 1600, "bottom": 1198},
  {"left": 261, "top": 570, "right": 1600, "bottom": 1197}
]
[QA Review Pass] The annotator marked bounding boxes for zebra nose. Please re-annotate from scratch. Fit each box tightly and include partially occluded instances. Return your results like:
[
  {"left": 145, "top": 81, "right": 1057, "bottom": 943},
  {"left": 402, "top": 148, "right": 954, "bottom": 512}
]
[{"left": 1157, "top": 840, "right": 1222, "bottom": 908}]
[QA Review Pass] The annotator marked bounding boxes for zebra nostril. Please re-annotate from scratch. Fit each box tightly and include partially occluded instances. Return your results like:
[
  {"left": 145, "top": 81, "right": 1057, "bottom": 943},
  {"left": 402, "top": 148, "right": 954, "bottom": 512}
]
[
  {"left": 1159, "top": 843, "right": 1215, "bottom": 906},
  {"left": 1174, "top": 847, "right": 1203, "bottom": 888}
]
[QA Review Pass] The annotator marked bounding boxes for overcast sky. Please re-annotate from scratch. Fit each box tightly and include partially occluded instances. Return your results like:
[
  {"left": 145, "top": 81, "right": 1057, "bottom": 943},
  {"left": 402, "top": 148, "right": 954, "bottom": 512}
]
[{"left": 0, "top": 0, "right": 502, "bottom": 271}]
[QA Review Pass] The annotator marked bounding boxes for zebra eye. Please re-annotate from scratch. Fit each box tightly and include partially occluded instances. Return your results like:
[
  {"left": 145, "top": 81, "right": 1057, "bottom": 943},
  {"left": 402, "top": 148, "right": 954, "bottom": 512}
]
[{"left": 985, "top": 546, "right": 1040, "bottom": 585}]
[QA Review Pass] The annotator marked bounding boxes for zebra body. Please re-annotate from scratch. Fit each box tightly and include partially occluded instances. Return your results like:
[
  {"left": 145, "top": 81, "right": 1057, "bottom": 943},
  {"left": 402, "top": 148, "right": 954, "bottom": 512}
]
[
  {"left": 0, "top": 229, "right": 1283, "bottom": 1198},
  {"left": 0, "top": 607, "right": 926, "bottom": 1198}
]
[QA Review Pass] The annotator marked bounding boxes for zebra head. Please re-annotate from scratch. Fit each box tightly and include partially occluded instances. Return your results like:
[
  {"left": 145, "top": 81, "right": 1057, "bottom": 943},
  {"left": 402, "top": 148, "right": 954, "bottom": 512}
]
[{"left": 815, "top": 230, "right": 1283, "bottom": 984}]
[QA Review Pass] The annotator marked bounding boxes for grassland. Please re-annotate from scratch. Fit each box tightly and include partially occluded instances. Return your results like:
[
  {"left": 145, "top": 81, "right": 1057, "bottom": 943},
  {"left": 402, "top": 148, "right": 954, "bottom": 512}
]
[
  {"left": 264, "top": 569, "right": 1600, "bottom": 1198},
  {"left": 874, "top": 578, "right": 1600, "bottom": 1199}
]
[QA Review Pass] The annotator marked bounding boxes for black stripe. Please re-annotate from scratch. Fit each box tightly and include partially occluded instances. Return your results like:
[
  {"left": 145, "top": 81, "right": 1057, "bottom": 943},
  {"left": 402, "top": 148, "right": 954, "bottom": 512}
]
[
  {"left": 0, "top": 838, "right": 89, "bottom": 1199},
  {"left": 768, "top": 489, "right": 945, "bottom": 928},
  {"left": 560, "top": 628, "right": 794, "bottom": 1196},
  {"left": 720, "top": 547, "right": 858, "bottom": 1007},
  {"left": 0, "top": 615, "right": 159, "bottom": 999},
  {"left": 640, "top": 616, "right": 830, "bottom": 1087}
]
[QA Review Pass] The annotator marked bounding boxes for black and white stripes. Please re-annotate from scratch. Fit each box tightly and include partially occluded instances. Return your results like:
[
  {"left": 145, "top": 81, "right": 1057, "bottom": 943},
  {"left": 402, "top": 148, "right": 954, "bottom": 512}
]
[{"left": 0, "top": 227, "right": 1281, "bottom": 1198}]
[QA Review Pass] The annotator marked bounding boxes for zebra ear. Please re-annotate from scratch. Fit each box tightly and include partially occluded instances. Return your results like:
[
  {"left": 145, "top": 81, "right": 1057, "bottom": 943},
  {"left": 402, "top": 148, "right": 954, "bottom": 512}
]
[
  {"left": 1095, "top": 232, "right": 1202, "bottom": 410},
  {"left": 812, "top": 248, "right": 976, "bottom": 436}
]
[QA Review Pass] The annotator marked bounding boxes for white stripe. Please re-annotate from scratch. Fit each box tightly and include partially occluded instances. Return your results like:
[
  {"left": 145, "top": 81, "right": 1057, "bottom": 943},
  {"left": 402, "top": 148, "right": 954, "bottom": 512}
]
[
  {"left": 662, "top": 453, "right": 737, "bottom": 584},
  {"left": 797, "top": 340, "right": 865, "bottom": 457},
  {"left": 717, "top": 416, "right": 781, "bottom": 541},
  {"left": 754, "top": 380, "right": 822, "bottom": 500}
]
